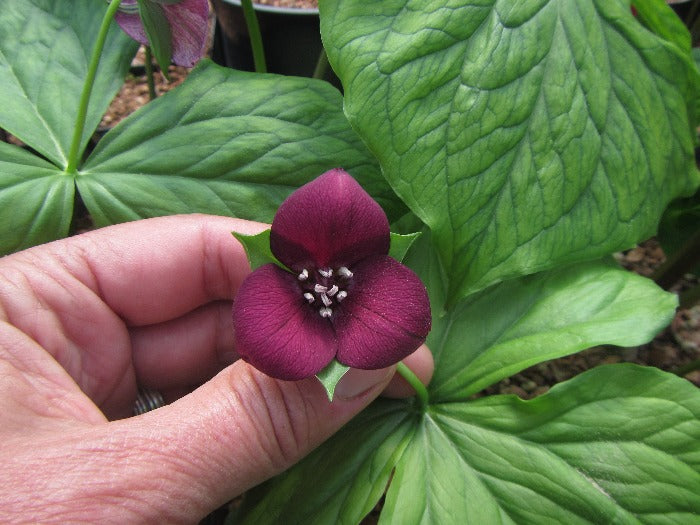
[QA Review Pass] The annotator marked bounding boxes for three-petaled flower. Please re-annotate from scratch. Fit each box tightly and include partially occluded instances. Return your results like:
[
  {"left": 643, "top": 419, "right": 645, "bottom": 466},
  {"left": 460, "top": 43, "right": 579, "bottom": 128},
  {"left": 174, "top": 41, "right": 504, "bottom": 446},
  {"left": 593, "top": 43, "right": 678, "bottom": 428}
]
[
  {"left": 115, "top": 0, "right": 209, "bottom": 67},
  {"left": 232, "top": 169, "right": 431, "bottom": 381}
]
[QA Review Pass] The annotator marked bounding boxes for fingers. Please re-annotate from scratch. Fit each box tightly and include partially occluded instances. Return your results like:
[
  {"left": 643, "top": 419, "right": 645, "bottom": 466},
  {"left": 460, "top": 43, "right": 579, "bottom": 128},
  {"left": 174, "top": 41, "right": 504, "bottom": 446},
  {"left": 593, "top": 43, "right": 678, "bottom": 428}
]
[
  {"left": 13, "top": 362, "right": 397, "bottom": 523},
  {"left": 42, "top": 214, "right": 267, "bottom": 326},
  {"left": 130, "top": 300, "right": 237, "bottom": 391}
]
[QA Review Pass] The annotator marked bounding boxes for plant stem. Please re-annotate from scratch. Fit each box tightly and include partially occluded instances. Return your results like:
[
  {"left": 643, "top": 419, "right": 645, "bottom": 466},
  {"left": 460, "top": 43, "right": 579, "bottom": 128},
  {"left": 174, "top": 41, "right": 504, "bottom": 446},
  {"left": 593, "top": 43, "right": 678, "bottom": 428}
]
[
  {"left": 144, "top": 46, "right": 157, "bottom": 100},
  {"left": 312, "top": 48, "right": 329, "bottom": 80},
  {"left": 396, "top": 362, "right": 429, "bottom": 410},
  {"left": 65, "top": 0, "right": 123, "bottom": 173},
  {"left": 240, "top": 0, "right": 267, "bottom": 73}
]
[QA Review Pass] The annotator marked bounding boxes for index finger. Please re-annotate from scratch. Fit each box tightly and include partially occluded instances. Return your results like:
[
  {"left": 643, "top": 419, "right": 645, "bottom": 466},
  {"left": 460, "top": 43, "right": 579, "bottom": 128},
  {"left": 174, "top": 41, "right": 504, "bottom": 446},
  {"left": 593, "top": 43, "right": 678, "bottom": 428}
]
[{"left": 49, "top": 214, "right": 267, "bottom": 326}]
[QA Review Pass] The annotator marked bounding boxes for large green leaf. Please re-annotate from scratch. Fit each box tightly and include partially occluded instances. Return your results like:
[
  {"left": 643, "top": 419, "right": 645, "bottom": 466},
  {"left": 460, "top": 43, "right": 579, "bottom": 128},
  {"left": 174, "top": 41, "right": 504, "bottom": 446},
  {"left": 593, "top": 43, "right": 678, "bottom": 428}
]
[
  {"left": 321, "top": 0, "right": 700, "bottom": 303},
  {"left": 79, "top": 60, "right": 400, "bottom": 226},
  {"left": 0, "top": 0, "right": 138, "bottom": 167},
  {"left": 403, "top": 232, "right": 678, "bottom": 402},
  {"left": 0, "top": 142, "right": 74, "bottom": 253},
  {"left": 383, "top": 365, "right": 700, "bottom": 524},
  {"left": 232, "top": 399, "right": 417, "bottom": 525}
]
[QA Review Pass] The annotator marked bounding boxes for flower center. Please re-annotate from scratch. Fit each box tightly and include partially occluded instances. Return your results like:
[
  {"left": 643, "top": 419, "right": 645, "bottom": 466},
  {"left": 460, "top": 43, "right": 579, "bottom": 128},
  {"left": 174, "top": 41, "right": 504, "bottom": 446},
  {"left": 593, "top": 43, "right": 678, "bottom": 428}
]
[{"left": 297, "top": 266, "right": 353, "bottom": 318}]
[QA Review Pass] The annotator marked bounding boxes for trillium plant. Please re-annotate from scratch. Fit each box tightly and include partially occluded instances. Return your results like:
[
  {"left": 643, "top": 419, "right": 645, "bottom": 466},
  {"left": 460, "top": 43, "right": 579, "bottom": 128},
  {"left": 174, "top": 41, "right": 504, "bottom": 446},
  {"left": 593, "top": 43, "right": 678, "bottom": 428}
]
[{"left": 1, "top": 0, "right": 700, "bottom": 523}]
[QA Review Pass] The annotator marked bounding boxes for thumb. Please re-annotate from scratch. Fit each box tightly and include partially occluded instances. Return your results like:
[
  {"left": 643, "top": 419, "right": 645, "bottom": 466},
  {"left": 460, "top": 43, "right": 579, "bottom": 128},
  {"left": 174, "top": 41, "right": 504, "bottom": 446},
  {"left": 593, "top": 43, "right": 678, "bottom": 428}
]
[{"left": 111, "top": 361, "right": 394, "bottom": 522}]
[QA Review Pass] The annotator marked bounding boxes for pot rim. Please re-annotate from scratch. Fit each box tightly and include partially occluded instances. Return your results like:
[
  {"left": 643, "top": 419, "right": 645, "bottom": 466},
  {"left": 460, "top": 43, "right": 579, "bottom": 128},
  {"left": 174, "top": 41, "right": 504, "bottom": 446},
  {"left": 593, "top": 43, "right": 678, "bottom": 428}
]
[{"left": 220, "top": 0, "right": 319, "bottom": 15}]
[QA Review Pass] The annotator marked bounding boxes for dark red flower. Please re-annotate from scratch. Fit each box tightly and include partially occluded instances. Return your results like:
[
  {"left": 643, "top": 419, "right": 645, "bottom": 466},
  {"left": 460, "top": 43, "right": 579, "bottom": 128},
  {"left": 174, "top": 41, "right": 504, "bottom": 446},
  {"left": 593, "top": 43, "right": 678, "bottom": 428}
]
[
  {"left": 115, "top": 0, "right": 208, "bottom": 67},
  {"left": 232, "top": 169, "right": 431, "bottom": 380}
]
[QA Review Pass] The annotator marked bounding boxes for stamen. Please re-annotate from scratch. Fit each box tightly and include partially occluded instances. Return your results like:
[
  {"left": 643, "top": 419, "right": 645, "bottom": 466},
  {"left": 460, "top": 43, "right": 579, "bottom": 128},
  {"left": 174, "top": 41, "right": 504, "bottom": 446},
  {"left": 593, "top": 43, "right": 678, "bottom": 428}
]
[
  {"left": 327, "top": 285, "right": 339, "bottom": 296},
  {"left": 303, "top": 292, "right": 315, "bottom": 303},
  {"left": 319, "top": 268, "right": 333, "bottom": 278},
  {"left": 338, "top": 266, "right": 353, "bottom": 278},
  {"left": 321, "top": 293, "right": 332, "bottom": 307},
  {"left": 314, "top": 284, "right": 327, "bottom": 293},
  {"left": 298, "top": 269, "right": 309, "bottom": 281},
  {"left": 319, "top": 307, "right": 332, "bottom": 318},
  {"left": 336, "top": 290, "right": 347, "bottom": 302}
]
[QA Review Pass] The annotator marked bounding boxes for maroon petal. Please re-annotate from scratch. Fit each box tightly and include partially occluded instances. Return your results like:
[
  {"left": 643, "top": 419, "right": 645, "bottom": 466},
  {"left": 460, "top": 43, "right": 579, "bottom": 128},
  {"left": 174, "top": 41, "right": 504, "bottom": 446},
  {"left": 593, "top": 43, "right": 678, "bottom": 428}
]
[
  {"left": 334, "top": 256, "right": 431, "bottom": 369},
  {"left": 115, "top": 1, "right": 148, "bottom": 47},
  {"left": 270, "top": 169, "right": 390, "bottom": 272},
  {"left": 115, "top": 0, "right": 208, "bottom": 67},
  {"left": 233, "top": 264, "right": 336, "bottom": 380},
  {"left": 162, "top": 0, "right": 209, "bottom": 67}
]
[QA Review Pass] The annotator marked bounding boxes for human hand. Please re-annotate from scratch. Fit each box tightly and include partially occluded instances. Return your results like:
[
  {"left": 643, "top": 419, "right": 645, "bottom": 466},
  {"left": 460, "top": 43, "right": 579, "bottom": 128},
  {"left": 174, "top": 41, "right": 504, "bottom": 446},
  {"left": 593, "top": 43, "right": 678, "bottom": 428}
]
[{"left": 0, "top": 214, "right": 433, "bottom": 523}]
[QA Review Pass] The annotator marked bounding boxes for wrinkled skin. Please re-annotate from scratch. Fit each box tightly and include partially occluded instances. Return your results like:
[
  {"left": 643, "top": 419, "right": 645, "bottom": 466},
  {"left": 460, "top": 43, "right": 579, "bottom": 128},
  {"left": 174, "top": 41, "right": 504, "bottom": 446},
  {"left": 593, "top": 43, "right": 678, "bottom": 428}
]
[{"left": 0, "top": 215, "right": 432, "bottom": 523}]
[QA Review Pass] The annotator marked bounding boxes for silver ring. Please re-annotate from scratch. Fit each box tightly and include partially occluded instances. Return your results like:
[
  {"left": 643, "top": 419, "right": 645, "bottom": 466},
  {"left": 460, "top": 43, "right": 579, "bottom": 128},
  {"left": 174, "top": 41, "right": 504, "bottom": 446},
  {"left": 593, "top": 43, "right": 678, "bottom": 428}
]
[{"left": 133, "top": 388, "right": 165, "bottom": 415}]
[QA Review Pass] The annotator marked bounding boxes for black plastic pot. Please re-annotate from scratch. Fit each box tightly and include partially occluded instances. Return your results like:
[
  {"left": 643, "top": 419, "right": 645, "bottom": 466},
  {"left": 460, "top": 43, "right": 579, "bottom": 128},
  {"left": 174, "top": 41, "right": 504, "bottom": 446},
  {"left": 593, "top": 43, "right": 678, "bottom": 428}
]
[{"left": 211, "top": 0, "right": 338, "bottom": 85}]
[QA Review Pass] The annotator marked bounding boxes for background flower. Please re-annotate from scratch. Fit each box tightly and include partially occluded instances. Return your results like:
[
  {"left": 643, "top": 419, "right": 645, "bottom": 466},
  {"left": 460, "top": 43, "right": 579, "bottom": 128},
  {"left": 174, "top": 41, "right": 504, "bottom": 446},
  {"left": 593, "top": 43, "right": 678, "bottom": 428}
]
[{"left": 115, "top": 0, "right": 209, "bottom": 67}]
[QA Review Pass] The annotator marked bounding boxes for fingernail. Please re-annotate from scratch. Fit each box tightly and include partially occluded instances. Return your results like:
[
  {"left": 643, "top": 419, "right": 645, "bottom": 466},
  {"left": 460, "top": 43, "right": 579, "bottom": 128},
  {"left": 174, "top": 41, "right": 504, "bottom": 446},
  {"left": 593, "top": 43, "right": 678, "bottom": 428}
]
[{"left": 334, "top": 368, "right": 393, "bottom": 400}]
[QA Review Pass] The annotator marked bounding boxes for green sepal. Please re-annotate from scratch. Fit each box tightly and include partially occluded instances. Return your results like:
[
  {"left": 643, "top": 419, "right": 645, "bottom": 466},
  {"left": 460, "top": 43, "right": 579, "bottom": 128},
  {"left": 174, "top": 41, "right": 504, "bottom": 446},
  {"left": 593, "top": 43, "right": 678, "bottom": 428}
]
[
  {"left": 137, "top": 0, "right": 172, "bottom": 80},
  {"left": 234, "top": 229, "right": 419, "bottom": 272},
  {"left": 389, "top": 231, "right": 421, "bottom": 262},
  {"left": 231, "top": 229, "right": 285, "bottom": 271},
  {"left": 315, "top": 360, "right": 351, "bottom": 402}
]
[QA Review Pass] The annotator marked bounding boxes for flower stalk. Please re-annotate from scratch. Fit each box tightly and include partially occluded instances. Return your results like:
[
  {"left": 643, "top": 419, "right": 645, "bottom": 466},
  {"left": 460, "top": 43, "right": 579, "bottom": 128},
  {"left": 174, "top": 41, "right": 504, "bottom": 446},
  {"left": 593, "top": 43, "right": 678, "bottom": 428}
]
[
  {"left": 397, "top": 362, "right": 429, "bottom": 410},
  {"left": 65, "top": 0, "right": 123, "bottom": 173},
  {"left": 240, "top": 0, "right": 267, "bottom": 73},
  {"left": 144, "top": 46, "right": 157, "bottom": 100}
]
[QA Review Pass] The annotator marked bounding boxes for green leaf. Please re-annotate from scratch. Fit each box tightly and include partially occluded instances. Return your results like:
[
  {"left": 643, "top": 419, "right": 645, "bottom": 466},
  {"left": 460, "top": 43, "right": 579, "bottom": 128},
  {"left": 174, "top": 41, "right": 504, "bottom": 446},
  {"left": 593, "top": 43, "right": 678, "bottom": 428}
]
[
  {"left": 389, "top": 231, "right": 420, "bottom": 262},
  {"left": 322, "top": 0, "right": 700, "bottom": 303},
  {"left": 137, "top": 0, "right": 172, "bottom": 80},
  {"left": 233, "top": 399, "right": 417, "bottom": 525},
  {"left": 232, "top": 229, "right": 280, "bottom": 271},
  {"left": 632, "top": 0, "right": 693, "bottom": 54},
  {"left": 78, "top": 60, "right": 401, "bottom": 226},
  {"left": 0, "top": 142, "right": 74, "bottom": 254},
  {"left": 315, "top": 360, "right": 350, "bottom": 401},
  {"left": 403, "top": 232, "right": 678, "bottom": 402},
  {"left": 0, "top": 0, "right": 138, "bottom": 167},
  {"left": 383, "top": 365, "right": 700, "bottom": 523}
]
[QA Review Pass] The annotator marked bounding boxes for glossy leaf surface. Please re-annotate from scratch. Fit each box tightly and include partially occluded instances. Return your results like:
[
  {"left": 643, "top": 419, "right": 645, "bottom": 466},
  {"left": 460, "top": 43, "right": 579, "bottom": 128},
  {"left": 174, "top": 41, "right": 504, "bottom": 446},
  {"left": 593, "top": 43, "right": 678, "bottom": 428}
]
[
  {"left": 383, "top": 365, "right": 700, "bottom": 524},
  {"left": 0, "top": 142, "right": 74, "bottom": 254},
  {"left": 404, "top": 233, "right": 679, "bottom": 402},
  {"left": 321, "top": 0, "right": 700, "bottom": 302},
  {"left": 79, "top": 60, "right": 400, "bottom": 225}
]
